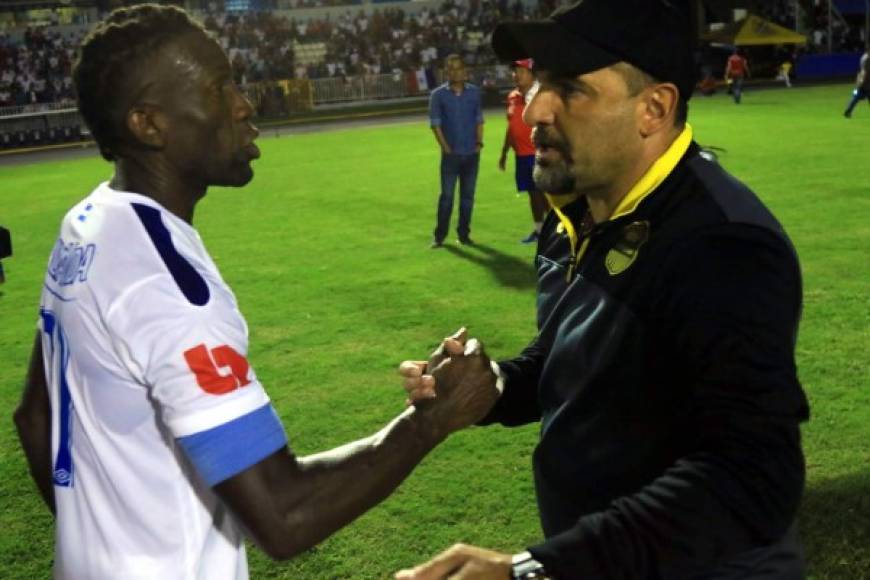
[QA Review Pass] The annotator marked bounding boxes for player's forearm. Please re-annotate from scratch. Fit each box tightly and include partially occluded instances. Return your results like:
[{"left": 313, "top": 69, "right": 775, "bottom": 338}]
[
  {"left": 476, "top": 123, "right": 484, "bottom": 146},
  {"left": 223, "top": 407, "right": 443, "bottom": 560},
  {"left": 292, "top": 408, "right": 441, "bottom": 536},
  {"left": 14, "top": 409, "right": 56, "bottom": 514}
]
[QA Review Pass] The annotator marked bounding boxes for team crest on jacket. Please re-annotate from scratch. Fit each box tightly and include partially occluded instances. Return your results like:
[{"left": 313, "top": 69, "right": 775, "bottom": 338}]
[{"left": 605, "top": 221, "right": 650, "bottom": 275}]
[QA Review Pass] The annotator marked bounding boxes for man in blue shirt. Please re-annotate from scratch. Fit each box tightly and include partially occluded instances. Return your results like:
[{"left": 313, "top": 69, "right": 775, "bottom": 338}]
[{"left": 429, "top": 54, "right": 484, "bottom": 247}]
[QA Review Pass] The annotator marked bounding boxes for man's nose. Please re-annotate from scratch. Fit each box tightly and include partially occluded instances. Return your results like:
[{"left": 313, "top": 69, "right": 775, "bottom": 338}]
[{"left": 523, "top": 89, "right": 556, "bottom": 126}]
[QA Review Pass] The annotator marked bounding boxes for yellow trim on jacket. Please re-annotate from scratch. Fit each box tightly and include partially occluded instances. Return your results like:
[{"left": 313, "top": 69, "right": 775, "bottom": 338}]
[{"left": 545, "top": 124, "right": 693, "bottom": 264}]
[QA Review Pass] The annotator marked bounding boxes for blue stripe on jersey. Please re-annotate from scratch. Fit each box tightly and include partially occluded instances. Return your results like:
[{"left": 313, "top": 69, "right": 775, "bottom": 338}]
[
  {"left": 40, "top": 309, "right": 75, "bottom": 487},
  {"left": 131, "top": 203, "right": 210, "bottom": 306},
  {"left": 177, "top": 404, "right": 288, "bottom": 486}
]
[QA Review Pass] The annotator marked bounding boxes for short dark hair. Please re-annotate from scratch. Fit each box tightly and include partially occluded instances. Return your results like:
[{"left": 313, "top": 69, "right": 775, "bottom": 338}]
[
  {"left": 73, "top": 4, "right": 211, "bottom": 161},
  {"left": 612, "top": 62, "right": 688, "bottom": 127},
  {"left": 445, "top": 53, "right": 464, "bottom": 67}
]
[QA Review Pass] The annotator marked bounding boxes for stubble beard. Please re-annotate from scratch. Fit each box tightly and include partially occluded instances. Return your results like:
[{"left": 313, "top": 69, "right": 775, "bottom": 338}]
[{"left": 533, "top": 158, "right": 576, "bottom": 195}]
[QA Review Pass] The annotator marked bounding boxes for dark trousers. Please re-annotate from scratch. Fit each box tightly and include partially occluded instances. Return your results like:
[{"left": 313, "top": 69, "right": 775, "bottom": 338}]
[
  {"left": 731, "top": 77, "right": 745, "bottom": 103},
  {"left": 434, "top": 152, "right": 479, "bottom": 242},
  {"left": 845, "top": 86, "right": 869, "bottom": 116}
]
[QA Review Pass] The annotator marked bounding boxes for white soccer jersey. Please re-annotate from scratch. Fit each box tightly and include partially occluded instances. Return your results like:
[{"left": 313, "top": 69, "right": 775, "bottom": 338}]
[{"left": 39, "top": 182, "right": 287, "bottom": 580}]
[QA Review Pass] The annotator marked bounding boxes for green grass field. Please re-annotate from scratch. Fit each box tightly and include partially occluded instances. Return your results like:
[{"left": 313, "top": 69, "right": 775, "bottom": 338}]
[{"left": 1, "top": 83, "right": 868, "bottom": 579}]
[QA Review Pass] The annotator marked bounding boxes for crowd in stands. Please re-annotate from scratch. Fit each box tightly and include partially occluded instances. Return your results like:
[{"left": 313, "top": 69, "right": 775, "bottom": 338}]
[
  {"left": 0, "top": 27, "right": 80, "bottom": 107},
  {"left": 1, "top": 0, "right": 561, "bottom": 108},
  {"left": 203, "top": 0, "right": 561, "bottom": 84},
  {"left": 1, "top": 0, "right": 867, "bottom": 110}
]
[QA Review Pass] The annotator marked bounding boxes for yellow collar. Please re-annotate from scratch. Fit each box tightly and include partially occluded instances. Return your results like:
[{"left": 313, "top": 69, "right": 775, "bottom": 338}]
[
  {"left": 546, "top": 123, "right": 693, "bottom": 254},
  {"left": 610, "top": 123, "right": 693, "bottom": 220}
]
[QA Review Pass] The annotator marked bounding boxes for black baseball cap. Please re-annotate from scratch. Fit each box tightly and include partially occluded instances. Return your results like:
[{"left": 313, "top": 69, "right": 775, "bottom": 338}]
[{"left": 492, "top": 0, "right": 696, "bottom": 100}]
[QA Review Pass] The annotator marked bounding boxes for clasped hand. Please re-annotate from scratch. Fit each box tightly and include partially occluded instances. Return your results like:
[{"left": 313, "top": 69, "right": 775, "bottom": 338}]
[{"left": 398, "top": 328, "right": 499, "bottom": 436}]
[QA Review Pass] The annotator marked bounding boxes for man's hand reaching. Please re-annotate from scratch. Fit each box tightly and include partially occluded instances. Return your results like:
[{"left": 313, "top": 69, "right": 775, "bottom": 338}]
[{"left": 398, "top": 328, "right": 499, "bottom": 436}]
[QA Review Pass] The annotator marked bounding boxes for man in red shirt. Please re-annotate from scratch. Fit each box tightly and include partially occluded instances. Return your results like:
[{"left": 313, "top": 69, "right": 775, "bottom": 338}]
[
  {"left": 499, "top": 58, "right": 549, "bottom": 244},
  {"left": 725, "top": 48, "right": 751, "bottom": 104}
]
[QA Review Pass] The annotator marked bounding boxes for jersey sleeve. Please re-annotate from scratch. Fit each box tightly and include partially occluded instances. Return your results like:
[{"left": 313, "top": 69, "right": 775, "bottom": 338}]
[
  {"left": 176, "top": 403, "right": 287, "bottom": 486},
  {"left": 105, "top": 274, "right": 288, "bottom": 484},
  {"left": 105, "top": 273, "right": 286, "bottom": 442}
]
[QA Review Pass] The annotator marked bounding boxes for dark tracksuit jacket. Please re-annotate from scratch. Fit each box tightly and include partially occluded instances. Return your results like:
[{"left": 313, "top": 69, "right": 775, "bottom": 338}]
[{"left": 481, "top": 140, "right": 810, "bottom": 579}]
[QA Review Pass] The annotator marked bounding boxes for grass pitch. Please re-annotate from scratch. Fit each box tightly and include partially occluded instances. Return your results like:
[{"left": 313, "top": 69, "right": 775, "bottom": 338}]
[{"left": 0, "top": 83, "right": 868, "bottom": 579}]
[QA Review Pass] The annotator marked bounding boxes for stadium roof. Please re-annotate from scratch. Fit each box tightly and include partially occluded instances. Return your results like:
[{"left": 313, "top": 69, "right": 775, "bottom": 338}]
[{"left": 702, "top": 13, "right": 807, "bottom": 46}]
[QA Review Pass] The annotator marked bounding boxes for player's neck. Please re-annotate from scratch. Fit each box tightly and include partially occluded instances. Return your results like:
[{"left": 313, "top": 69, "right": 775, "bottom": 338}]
[{"left": 111, "top": 158, "right": 204, "bottom": 224}]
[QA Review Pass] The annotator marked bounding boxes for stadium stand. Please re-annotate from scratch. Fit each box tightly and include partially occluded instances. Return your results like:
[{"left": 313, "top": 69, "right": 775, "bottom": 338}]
[
  {"left": 0, "top": 27, "right": 79, "bottom": 107},
  {"left": 0, "top": 0, "right": 556, "bottom": 145},
  {"left": 1, "top": 0, "right": 866, "bottom": 150}
]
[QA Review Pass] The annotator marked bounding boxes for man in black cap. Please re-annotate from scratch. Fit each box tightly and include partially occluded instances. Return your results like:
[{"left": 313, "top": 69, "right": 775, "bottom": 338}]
[{"left": 396, "top": 1, "right": 808, "bottom": 578}]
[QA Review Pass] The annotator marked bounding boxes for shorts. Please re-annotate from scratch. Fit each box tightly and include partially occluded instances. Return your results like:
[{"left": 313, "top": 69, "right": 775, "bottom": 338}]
[{"left": 515, "top": 154, "right": 536, "bottom": 193}]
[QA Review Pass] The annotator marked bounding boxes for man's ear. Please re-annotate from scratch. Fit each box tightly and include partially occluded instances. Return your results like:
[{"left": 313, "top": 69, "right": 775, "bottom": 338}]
[
  {"left": 125, "top": 104, "right": 168, "bottom": 150},
  {"left": 638, "top": 83, "right": 679, "bottom": 137}
]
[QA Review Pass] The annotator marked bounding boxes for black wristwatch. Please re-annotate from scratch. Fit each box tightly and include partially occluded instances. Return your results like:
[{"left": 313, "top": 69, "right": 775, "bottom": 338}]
[{"left": 511, "top": 551, "right": 549, "bottom": 579}]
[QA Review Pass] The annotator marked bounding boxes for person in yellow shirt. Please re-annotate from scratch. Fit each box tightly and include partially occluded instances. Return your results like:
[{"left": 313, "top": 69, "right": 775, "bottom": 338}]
[{"left": 776, "top": 60, "right": 793, "bottom": 87}]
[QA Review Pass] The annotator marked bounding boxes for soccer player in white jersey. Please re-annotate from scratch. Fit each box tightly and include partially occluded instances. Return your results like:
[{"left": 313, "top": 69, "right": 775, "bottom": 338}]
[{"left": 13, "top": 5, "right": 498, "bottom": 579}]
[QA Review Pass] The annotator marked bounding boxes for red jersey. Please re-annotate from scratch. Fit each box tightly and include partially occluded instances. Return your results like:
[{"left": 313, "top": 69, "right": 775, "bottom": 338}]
[
  {"left": 727, "top": 54, "right": 748, "bottom": 78},
  {"left": 506, "top": 88, "right": 535, "bottom": 156}
]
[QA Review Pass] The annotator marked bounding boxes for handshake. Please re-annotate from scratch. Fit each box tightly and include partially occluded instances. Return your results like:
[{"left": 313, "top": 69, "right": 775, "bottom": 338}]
[{"left": 399, "top": 327, "right": 501, "bottom": 439}]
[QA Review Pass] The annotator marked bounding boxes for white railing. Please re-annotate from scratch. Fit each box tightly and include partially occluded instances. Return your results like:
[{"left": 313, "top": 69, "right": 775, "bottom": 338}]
[
  {"left": 0, "top": 105, "right": 87, "bottom": 149},
  {"left": 310, "top": 73, "right": 411, "bottom": 104},
  {"left": 307, "top": 65, "right": 511, "bottom": 104},
  {"left": 0, "top": 100, "right": 78, "bottom": 121}
]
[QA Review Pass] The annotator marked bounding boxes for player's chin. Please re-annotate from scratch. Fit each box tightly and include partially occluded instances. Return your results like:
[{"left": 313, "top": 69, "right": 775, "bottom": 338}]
[{"left": 216, "top": 164, "right": 255, "bottom": 187}]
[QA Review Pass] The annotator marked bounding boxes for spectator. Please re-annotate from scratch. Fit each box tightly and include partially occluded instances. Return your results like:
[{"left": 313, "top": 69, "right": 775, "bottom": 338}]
[
  {"left": 498, "top": 58, "right": 547, "bottom": 244},
  {"left": 429, "top": 54, "right": 484, "bottom": 248},
  {"left": 725, "top": 47, "right": 751, "bottom": 104}
]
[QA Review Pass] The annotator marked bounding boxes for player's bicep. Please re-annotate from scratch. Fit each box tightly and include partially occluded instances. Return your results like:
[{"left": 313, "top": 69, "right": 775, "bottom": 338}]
[
  {"left": 211, "top": 446, "right": 304, "bottom": 559},
  {"left": 176, "top": 403, "right": 288, "bottom": 486}
]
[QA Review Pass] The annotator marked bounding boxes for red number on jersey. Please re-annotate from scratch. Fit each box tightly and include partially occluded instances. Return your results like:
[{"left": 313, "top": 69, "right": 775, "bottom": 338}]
[{"left": 184, "top": 344, "right": 251, "bottom": 394}]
